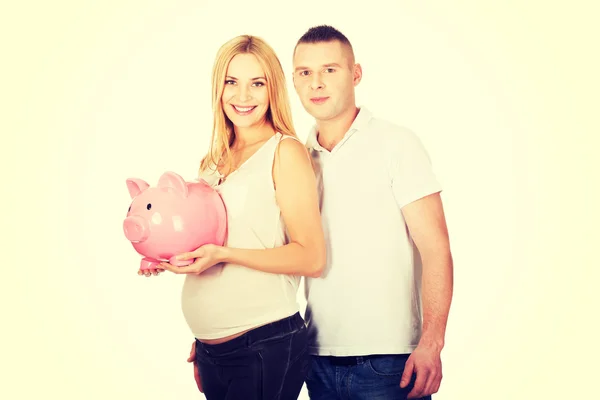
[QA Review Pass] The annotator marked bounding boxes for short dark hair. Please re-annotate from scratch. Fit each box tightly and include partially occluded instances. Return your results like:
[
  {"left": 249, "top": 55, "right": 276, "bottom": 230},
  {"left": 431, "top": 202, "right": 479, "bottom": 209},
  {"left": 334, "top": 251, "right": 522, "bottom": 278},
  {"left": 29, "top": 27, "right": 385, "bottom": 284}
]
[
  {"left": 294, "top": 25, "right": 355, "bottom": 63},
  {"left": 296, "top": 25, "right": 353, "bottom": 49}
]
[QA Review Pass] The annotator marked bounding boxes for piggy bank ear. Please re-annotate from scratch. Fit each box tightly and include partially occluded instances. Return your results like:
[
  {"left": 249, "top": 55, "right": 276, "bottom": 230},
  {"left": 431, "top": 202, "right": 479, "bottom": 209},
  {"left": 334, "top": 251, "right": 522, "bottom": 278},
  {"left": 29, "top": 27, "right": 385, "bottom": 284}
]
[
  {"left": 126, "top": 178, "right": 150, "bottom": 199},
  {"left": 157, "top": 171, "right": 188, "bottom": 197}
]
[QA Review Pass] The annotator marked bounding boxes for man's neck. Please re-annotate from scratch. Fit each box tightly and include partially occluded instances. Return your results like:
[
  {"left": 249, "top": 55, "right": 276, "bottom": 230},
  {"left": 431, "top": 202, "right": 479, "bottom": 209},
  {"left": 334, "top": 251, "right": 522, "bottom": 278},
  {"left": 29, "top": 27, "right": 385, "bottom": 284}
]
[{"left": 316, "top": 106, "right": 360, "bottom": 151}]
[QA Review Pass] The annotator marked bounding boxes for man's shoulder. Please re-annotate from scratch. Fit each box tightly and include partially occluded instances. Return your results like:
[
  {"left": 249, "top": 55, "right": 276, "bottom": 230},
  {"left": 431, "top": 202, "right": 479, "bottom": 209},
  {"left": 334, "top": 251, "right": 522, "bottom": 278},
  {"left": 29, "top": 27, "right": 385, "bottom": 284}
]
[{"left": 366, "top": 114, "right": 421, "bottom": 147}]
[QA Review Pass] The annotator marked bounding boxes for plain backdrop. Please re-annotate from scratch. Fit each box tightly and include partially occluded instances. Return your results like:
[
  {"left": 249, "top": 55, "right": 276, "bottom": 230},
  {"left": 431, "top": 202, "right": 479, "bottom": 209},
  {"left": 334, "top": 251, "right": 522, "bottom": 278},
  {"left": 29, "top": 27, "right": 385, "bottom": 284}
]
[{"left": 2, "top": 1, "right": 598, "bottom": 399}]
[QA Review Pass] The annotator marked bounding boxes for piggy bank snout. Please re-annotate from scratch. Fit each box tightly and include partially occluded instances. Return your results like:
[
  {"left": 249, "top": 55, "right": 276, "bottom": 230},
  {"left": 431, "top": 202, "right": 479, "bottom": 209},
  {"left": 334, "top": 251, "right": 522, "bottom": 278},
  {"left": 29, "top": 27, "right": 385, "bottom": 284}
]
[{"left": 123, "top": 215, "right": 150, "bottom": 243}]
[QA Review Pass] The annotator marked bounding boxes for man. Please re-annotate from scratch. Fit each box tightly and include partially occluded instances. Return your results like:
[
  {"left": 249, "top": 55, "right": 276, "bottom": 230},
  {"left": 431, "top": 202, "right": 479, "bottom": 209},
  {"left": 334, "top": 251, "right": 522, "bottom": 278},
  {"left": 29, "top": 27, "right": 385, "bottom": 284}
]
[{"left": 290, "top": 25, "right": 454, "bottom": 399}]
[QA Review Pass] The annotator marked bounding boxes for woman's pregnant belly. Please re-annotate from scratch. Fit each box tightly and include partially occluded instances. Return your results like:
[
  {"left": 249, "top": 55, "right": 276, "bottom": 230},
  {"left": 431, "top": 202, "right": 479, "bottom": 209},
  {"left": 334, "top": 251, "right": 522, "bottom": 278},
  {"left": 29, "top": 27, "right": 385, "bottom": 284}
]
[{"left": 180, "top": 263, "right": 299, "bottom": 340}]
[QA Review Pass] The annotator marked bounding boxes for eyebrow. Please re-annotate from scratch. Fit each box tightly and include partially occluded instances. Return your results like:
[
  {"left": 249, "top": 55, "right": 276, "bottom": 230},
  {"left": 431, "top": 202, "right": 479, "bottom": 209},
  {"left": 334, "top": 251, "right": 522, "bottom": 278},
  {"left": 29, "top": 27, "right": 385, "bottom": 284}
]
[
  {"left": 225, "top": 75, "right": 266, "bottom": 80},
  {"left": 294, "top": 63, "right": 342, "bottom": 72}
]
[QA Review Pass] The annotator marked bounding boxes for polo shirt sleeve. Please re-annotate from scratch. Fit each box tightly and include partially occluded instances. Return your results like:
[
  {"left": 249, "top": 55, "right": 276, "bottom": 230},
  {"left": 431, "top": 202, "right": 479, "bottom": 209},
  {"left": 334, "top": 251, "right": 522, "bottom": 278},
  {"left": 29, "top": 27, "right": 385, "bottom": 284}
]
[{"left": 388, "top": 129, "right": 442, "bottom": 209}]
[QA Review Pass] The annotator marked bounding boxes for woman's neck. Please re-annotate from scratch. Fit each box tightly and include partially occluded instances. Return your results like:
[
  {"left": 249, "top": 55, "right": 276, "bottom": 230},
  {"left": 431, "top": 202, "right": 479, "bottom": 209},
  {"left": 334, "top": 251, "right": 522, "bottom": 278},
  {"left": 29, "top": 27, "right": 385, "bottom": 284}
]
[{"left": 232, "top": 120, "right": 275, "bottom": 149}]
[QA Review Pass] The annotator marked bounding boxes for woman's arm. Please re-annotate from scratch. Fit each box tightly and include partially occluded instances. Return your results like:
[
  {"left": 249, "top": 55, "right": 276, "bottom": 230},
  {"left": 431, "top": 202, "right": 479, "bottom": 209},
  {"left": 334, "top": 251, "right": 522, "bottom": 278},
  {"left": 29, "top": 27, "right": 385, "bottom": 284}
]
[
  {"left": 219, "top": 138, "right": 326, "bottom": 278},
  {"left": 161, "top": 137, "right": 326, "bottom": 278}
]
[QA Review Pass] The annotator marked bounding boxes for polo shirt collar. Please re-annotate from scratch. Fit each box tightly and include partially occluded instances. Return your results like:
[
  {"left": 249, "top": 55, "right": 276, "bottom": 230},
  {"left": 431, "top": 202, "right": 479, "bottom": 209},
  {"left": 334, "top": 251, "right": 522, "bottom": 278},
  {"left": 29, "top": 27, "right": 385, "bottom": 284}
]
[{"left": 306, "top": 106, "right": 373, "bottom": 152}]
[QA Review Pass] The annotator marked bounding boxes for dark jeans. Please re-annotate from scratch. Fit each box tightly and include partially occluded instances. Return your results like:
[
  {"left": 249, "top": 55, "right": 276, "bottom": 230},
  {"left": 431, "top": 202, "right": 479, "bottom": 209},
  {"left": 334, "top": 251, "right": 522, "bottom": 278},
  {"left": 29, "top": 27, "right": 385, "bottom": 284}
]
[
  {"left": 194, "top": 312, "right": 309, "bottom": 400},
  {"left": 306, "top": 354, "right": 432, "bottom": 400}
]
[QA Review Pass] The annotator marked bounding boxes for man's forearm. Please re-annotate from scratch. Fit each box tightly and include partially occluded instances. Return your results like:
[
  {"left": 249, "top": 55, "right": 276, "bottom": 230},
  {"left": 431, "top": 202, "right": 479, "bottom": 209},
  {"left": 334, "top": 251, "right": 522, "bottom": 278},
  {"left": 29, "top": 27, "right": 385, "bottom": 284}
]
[
  {"left": 418, "top": 252, "right": 454, "bottom": 351},
  {"left": 400, "top": 192, "right": 454, "bottom": 351}
]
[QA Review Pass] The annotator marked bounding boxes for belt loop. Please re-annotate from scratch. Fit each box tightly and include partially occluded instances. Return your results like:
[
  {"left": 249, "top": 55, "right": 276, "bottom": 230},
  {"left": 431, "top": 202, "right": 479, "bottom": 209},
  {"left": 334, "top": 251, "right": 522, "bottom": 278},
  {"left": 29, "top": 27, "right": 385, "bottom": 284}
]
[
  {"left": 245, "top": 329, "right": 252, "bottom": 348},
  {"left": 197, "top": 340, "right": 209, "bottom": 355}
]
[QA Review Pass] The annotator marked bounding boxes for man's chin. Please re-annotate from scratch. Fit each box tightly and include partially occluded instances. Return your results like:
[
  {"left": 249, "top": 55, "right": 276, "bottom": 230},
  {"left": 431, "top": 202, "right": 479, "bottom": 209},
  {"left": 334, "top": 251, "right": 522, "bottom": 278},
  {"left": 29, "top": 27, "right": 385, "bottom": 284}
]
[{"left": 306, "top": 107, "right": 334, "bottom": 120}]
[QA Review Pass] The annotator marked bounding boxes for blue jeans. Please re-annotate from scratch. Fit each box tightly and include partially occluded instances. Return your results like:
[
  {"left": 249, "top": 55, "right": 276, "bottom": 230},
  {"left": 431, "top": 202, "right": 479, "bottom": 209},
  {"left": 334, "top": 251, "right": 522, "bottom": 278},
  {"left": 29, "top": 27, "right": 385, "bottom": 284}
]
[
  {"left": 194, "top": 312, "right": 309, "bottom": 400},
  {"left": 305, "top": 354, "right": 433, "bottom": 400}
]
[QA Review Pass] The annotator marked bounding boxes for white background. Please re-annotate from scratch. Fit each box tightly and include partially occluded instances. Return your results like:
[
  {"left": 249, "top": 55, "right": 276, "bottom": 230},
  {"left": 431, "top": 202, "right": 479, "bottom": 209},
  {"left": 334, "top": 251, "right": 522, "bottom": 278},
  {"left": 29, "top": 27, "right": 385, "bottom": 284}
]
[{"left": 2, "top": 1, "right": 598, "bottom": 399}]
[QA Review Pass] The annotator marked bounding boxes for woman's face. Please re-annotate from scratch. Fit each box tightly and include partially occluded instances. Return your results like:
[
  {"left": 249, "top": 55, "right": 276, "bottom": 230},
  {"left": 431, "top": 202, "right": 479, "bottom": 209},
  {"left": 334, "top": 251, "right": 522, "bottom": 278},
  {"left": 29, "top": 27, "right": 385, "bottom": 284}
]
[{"left": 221, "top": 53, "right": 270, "bottom": 130}]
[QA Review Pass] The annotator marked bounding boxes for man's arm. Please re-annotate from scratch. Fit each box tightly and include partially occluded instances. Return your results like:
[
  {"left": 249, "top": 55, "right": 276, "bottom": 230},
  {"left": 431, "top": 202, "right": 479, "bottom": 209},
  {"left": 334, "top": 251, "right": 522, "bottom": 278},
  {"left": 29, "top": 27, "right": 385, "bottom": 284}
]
[
  {"left": 384, "top": 127, "right": 452, "bottom": 397},
  {"left": 403, "top": 191, "right": 453, "bottom": 349},
  {"left": 400, "top": 191, "right": 453, "bottom": 398}
]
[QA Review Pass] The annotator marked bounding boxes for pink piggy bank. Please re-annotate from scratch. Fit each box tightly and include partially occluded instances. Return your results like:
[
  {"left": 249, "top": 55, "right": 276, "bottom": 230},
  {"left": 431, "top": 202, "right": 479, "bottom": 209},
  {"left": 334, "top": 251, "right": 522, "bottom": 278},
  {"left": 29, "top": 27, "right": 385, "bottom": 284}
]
[{"left": 123, "top": 171, "right": 227, "bottom": 272}]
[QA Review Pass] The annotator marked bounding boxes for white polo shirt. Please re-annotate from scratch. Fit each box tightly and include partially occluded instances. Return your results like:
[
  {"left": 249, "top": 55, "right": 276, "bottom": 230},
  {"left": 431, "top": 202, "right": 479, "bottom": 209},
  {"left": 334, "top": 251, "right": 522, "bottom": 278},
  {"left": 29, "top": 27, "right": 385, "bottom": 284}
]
[{"left": 304, "top": 106, "right": 442, "bottom": 356}]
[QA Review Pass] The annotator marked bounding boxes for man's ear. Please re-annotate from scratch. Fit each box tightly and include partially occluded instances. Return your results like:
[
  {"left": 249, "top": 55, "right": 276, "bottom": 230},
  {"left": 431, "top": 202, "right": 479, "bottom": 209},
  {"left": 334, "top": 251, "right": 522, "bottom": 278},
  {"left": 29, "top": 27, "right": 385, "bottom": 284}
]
[{"left": 353, "top": 63, "right": 363, "bottom": 86}]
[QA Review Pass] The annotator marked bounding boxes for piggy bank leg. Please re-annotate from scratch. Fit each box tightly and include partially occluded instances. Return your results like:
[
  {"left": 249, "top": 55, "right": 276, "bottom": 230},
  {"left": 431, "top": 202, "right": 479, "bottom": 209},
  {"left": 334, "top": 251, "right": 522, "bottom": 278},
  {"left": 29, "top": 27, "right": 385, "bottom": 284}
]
[
  {"left": 168, "top": 256, "right": 193, "bottom": 267},
  {"left": 140, "top": 257, "right": 160, "bottom": 271}
]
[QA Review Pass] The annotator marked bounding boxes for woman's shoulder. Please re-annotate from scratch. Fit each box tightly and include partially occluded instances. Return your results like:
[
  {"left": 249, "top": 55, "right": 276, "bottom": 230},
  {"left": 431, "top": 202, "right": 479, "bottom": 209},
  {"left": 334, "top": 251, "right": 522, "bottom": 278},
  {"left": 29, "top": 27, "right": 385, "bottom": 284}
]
[
  {"left": 272, "top": 132, "right": 312, "bottom": 173},
  {"left": 274, "top": 132, "right": 305, "bottom": 153},
  {"left": 274, "top": 133, "right": 308, "bottom": 158},
  {"left": 276, "top": 132, "right": 302, "bottom": 144}
]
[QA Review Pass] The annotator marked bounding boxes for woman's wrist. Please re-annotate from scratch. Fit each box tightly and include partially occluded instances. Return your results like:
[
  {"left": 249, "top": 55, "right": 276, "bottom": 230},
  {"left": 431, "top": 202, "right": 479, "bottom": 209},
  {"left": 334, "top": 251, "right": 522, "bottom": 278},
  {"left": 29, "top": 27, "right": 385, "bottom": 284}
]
[{"left": 216, "top": 245, "right": 230, "bottom": 263}]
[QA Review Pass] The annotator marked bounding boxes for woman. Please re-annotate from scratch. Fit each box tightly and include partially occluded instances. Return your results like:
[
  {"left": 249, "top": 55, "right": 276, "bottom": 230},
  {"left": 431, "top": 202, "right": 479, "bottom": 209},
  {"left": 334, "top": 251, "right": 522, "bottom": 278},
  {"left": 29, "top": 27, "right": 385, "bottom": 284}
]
[{"left": 157, "top": 35, "right": 326, "bottom": 399}]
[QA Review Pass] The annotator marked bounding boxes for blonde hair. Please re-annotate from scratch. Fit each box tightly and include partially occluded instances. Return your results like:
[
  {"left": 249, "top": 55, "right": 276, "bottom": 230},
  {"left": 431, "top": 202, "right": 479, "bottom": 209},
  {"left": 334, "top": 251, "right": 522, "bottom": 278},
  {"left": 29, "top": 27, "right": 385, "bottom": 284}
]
[{"left": 199, "top": 35, "right": 298, "bottom": 177}]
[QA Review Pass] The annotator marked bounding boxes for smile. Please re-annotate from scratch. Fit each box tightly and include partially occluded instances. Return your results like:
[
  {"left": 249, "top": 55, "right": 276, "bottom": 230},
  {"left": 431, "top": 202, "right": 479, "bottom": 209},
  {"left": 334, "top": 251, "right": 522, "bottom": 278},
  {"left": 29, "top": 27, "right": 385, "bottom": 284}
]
[{"left": 232, "top": 105, "right": 257, "bottom": 115}]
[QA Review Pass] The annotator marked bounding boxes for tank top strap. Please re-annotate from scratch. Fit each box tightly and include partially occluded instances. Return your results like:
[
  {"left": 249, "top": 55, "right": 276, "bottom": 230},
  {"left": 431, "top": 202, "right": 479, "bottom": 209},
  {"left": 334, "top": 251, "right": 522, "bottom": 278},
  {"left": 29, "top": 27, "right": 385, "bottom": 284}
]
[{"left": 278, "top": 133, "right": 301, "bottom": 143}]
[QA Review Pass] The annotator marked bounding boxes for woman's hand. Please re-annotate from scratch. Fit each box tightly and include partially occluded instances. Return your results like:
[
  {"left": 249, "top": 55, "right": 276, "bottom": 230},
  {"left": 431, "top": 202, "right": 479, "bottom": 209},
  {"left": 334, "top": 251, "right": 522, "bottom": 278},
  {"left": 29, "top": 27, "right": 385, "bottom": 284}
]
[
  {"left": 137, "top": 267, "right": 164, "bottom": 277},
  {"left": 159, "top": 244, "right": 225, "bottom": 275}
]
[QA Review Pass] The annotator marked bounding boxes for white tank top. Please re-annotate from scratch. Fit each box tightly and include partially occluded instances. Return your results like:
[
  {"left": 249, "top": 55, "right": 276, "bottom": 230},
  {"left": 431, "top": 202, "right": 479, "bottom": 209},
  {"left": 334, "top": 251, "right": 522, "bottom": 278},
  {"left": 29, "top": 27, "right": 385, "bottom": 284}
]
[{"left": 180, "top": 132, "right": 301, "bottom": 339}]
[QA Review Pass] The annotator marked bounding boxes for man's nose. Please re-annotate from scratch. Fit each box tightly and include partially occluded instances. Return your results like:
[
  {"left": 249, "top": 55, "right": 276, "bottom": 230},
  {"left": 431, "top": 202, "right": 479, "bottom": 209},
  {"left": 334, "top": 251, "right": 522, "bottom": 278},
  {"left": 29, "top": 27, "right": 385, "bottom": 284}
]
[{"left": 310, "top": 74, "right": 324, "bottom": 90}]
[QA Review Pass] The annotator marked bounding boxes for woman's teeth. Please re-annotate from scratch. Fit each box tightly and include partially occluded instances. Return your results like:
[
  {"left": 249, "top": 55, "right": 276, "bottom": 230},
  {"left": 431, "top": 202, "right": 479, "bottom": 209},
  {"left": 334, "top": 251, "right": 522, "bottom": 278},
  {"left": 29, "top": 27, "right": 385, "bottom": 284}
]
[{"left": 233, "top": 105, "right": 256, "bottom": 113}]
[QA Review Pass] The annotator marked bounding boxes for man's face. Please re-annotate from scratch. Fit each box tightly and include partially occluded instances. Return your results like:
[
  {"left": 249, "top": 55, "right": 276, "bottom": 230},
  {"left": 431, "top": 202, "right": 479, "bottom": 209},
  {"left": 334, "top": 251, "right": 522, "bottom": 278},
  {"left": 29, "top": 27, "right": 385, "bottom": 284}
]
[{"left": 292, "top": 40, "right": 360, "bottom": 122}]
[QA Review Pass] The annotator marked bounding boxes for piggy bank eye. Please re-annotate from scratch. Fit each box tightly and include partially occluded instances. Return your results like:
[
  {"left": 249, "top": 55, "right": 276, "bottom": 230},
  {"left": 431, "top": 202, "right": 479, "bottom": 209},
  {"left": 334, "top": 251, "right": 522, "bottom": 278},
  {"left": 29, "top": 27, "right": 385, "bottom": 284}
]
[
  {"left": 128, "top": 205, "right": 131, "bottom": 212},
  {"left": 146, "top": 203, "right": 152, "bottom": 210}
]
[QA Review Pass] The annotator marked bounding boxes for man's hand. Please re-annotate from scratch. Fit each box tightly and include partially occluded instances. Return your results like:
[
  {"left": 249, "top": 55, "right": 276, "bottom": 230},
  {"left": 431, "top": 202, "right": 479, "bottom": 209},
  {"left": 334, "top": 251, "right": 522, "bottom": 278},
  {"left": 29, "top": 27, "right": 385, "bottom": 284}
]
[
  {"left": 187, "top": 341, "right": 203, "bottom": 393},
  {"left": 400, "top": 344, "right": 442, "bottom": 399}
]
